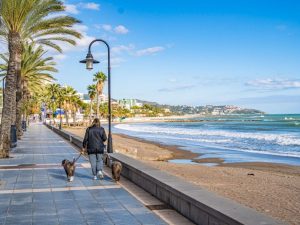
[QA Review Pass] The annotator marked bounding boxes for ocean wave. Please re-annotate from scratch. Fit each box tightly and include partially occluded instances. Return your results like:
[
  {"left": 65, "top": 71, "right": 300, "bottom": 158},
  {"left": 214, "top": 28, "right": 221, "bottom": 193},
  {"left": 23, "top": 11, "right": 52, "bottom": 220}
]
[
  {"left": 161, "top": 136, "right": 300, "bottom": 158},
  {"left": 284, "top": 117, "right": 295, "bottom": 120},
  {"left": 202, "top": 144, "right": 300, "bottom": 158},
  {"left": 162, "top": 136, "right": 232, "bottom": 143},
  {"left": 114, "top": 124, "right": 300, "bottom": 146}
]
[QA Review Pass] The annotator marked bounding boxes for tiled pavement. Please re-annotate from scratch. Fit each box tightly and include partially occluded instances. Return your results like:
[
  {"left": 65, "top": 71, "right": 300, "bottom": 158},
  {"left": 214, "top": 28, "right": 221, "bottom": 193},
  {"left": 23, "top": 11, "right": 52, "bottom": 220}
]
[{"left": 0, "top": 123, "right": 168, "bottom": 225}]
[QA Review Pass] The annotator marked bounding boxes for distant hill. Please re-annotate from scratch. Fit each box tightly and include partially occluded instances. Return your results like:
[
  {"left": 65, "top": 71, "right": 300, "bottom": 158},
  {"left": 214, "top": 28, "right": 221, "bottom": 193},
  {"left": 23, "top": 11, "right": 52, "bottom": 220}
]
[
  {"left": 135, "top": 99, "right": 264, "bottom": 115},
  {"left": 136, "top": 99, "right": 159, "bottom": 106}
]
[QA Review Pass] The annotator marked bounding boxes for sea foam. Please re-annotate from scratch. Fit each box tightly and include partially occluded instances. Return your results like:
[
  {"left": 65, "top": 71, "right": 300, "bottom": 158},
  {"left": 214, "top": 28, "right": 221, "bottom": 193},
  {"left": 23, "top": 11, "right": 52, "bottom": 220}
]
[{"left": 114, "top": 124, "right": 300, "bottom": 146}]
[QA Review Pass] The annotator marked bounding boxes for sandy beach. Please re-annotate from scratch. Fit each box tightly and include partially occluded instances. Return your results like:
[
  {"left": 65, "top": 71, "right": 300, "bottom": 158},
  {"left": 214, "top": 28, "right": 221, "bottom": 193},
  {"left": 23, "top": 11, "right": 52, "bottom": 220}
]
[{"left": 66, "top": 127, "right": 300, "bottom": 225}]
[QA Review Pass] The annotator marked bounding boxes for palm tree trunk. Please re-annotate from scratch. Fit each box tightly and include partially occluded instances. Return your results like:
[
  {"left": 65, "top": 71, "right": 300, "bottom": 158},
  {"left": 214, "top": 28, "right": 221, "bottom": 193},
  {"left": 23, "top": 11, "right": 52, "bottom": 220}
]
[
  {"left": 65, "top": 110, "right": 69, "bottom": 127},
  {"left": 96, "top": 93, "right": 99, "bottom": 118},
  {"left": 15, "top": 46, "right": 23, "bottom": 139},
  {"left": 16, "top": 97, "right": 23, "bottom": 139},
  {"left": 16, "top": 83, "right": 26, "bottom": 138},
  {"left": 89, "top": 100, "right": 93, "bottom": 123},
  {"left": 72, "top": 111, "right": 76, "bottom": 126},
  {"left": 0, "top": 32, "right": 21, "bottom": 158}
]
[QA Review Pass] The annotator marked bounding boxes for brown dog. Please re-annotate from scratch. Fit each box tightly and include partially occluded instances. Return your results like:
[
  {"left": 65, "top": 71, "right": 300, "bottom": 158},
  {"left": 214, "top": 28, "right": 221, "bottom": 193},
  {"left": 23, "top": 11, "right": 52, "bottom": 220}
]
[
  {"left": 61, "top": 159, "right": 76, "bottom": 182},
  {"left": 103, "top": 154, "right": 122, "bottom": 181},
  {"left": 112, "top": 161, "right": 122, "bottom": 181}
]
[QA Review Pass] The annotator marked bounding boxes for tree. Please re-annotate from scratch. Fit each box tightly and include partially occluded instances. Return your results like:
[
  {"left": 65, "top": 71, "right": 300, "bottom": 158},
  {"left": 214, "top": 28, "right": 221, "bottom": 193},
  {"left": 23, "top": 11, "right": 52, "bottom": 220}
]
[
  {"left": 46, "top": 83, "right": 62, "bottom": 124},
  {"left": 0, "top": 0, "right": 81, "bottom": 158},
  {"left": 87, "top": 84, "right": 96, "bottom": 123},
  {"left": 99, "top": 103, "right": 131, "bottom": 120},
  {"left": 71, "top": 95, "right": 83, "bottom": 126},
  {"left": 0, "top": 42, "right": 57, "bottom": 138},
  {"left": 93, "top": 72, "right": 107, "bottom": 118},
  {"left": 61, "top": 86, "right": 77, "bottom": 127}
]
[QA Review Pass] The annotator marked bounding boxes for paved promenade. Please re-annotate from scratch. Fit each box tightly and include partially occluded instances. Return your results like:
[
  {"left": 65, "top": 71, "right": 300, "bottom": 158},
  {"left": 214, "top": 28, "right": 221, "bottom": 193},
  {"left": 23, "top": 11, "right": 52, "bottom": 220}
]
[{"left": 0, "top": 123, "right": 168, "bottom": 225}]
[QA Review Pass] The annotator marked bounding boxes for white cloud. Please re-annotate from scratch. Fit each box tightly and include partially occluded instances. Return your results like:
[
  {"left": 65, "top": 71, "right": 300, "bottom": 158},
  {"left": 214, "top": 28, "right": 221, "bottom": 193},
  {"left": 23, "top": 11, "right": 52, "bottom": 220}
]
[
  {"left": 111, "top": 57, "right": 126, "bottom": 67},
  {"left": 112, "top": 44, "right": 135, "bottom": 55},
  {"left": 44, "top": 24, "right": 95, "bottom": 53},
  {"left": 65, "top": 3, "right": 100, "bottom": 15},
  {"left": 65, "top": 24, "right": 94, "bottom": 50},
  {"left": 95, "top": 24, "right": 129, "bottom": 34},
  {"left": 168, "top": 78, "right": 177, "bottom": 83},
  {"left": 65, "top": 4, "right": 79, "bottom": 14},
  {"left": 53, "top": 54, "right": 67, "bottom": 60},
  {"left": 135, "top": 46, "right": 165, "bottom": 56},
  {"left": 93, "top": 24, "right": 101, "bottom": 29},
  {"left": 100, "top": 57, "right": 126, "bottom": 68},
  {"left": 102, "top": 24, "right": 112, "bottom": 31},
  {"left": 75, "top": 31, "right": 94, "bottom": 48},
  {"left": 74, "top": 24, "right": 89, "bottom": 33},
  {"left": 246, "top": 78, "right": 300, "bottom": 90},
  {"left": 114, "top": 25, "right": 129, "bottom": 34},
  {"left": 71, "top": 25, "right": 94, "bottom": 48},
  {"left": 158, "top": 84, "right": 197, "bottom": 92},
  {"left": 82, "top": 3, "right": 100, "bottom": 10}
]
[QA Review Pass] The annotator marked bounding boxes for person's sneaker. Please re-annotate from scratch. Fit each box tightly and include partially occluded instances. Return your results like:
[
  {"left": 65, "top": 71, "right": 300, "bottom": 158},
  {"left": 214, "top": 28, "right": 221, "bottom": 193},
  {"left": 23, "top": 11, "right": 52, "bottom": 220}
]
[
  {"left": 98, "top": 171, "right": 104, "bottom": 179},
  {"left": 93, "top": 176, "right": 97, "bottom": 180}
]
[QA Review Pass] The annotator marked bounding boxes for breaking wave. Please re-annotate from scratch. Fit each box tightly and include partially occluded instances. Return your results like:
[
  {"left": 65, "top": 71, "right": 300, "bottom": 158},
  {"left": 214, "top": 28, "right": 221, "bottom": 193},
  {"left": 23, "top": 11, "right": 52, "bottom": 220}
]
[{"left": 115, "top": 124, "right": 300, "bottom": 147}]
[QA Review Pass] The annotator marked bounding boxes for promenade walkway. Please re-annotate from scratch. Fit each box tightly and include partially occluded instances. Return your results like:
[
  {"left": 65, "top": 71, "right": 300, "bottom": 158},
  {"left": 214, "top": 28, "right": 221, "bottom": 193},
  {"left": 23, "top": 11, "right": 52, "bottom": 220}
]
[{"left": 0, "top": 123, "right": 169, "bottom": 225}]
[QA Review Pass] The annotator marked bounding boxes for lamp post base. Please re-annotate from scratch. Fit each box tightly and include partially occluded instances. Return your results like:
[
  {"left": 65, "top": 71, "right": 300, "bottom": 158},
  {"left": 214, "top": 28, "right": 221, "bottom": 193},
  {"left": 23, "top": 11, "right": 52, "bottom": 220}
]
[{"left": 107, "top": 134, "right": 113, "bottom": 153}]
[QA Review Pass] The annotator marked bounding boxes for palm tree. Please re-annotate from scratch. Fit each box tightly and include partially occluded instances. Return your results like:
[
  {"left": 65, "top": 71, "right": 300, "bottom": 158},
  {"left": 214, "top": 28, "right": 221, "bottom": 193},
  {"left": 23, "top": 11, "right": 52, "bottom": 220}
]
[
  {"left": 93, "top": 72, "right": 107, "bottom": 118},
  {"left": 87, "top": 84, "right": 96, "bottom": 123},
  {"left": 71, "top": 95, "right": 83, "bottom": 126},
  {"left": 0, "top": 0, "right": 81, "bottom": 157},
  {"left": 61, "top": 86, "right": 77, "bottom": 127},
  {"left": 46, "top": 83, "right": 62, "bottom": 125},
  {"left": 0, "top": 43, "right": 57, "bottom": 138}
]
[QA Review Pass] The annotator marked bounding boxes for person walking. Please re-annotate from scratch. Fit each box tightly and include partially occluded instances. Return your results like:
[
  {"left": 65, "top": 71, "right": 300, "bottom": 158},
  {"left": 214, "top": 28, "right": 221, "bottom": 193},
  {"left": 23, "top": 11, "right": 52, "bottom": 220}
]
[{"left": 82, "top": 118, "right": 107, "bottom": 180}]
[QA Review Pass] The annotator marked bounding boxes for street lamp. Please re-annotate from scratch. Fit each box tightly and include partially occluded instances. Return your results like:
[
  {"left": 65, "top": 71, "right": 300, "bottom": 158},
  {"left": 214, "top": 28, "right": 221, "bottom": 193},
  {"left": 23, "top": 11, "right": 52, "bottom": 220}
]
[
  {"left": 80, "top": 52, "right": 99, "bottom": 70},
  {"left": 80, "top": 39, "right": 113, "bottom": 153}
]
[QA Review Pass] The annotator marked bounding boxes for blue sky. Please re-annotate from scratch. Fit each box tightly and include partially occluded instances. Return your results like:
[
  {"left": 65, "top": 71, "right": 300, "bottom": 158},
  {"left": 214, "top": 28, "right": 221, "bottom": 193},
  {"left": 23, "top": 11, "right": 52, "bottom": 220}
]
[{"left": 15, "top": 1, "right": 300, "bottom": 113}]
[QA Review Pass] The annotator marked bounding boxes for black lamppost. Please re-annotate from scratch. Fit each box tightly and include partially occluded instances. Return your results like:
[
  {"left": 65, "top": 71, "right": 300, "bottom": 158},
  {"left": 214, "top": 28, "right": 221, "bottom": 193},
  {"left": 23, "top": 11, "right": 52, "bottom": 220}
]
[{"left": 80, "top": 39, "right": 113, "bottom": 153}]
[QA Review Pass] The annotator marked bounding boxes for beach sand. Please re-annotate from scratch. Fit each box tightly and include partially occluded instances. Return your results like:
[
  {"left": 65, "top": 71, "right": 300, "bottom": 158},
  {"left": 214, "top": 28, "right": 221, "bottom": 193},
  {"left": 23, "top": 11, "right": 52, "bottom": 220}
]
[{"left": 66, "top": 127, "right": 300, "bottom": 225}]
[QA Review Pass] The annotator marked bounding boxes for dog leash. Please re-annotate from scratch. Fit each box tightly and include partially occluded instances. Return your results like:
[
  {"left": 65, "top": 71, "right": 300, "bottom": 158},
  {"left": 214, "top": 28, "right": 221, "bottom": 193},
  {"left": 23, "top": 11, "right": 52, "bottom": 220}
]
[{"left": 73, "top": 152, "right": 82, "bottom": 163}]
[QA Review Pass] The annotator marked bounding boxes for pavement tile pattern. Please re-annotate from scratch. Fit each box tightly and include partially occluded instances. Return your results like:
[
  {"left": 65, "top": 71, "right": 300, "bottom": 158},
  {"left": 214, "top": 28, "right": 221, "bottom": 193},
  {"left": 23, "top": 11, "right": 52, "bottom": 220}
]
[{"left": 0, "top": 123, "right": 167, "bottom": 225}]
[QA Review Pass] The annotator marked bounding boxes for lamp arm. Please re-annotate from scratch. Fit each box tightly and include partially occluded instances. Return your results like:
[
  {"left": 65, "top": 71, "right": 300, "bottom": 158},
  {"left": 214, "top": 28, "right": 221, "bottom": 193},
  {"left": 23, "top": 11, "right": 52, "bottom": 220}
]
[{"left": 88, "top": 39, "right": 110, "bottom": 54}]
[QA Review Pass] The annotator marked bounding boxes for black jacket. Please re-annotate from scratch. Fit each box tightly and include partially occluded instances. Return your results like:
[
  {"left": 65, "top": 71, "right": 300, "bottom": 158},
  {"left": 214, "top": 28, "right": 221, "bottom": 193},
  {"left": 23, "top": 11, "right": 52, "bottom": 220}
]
[{"left": 82, "top": 126, "right": 107, "bottom": 154}]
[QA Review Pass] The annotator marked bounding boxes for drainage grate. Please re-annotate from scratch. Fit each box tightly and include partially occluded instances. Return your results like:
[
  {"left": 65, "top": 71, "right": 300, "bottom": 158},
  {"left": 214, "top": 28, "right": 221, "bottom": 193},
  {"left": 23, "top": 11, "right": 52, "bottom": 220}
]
[{"left": 145, "top": 204, "right": 172, "bottom": 211}]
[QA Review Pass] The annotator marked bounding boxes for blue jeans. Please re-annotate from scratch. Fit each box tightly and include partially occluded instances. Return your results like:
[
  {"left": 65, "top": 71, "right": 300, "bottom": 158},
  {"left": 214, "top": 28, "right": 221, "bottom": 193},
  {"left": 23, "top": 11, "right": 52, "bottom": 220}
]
[{"left": 88, "top": 154, "right": 103, "bottom": 176}]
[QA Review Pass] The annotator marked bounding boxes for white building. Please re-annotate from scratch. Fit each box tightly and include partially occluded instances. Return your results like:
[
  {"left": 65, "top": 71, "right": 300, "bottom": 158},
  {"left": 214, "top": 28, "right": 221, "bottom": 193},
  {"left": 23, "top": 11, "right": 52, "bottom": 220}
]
[
  {"left": 78, "top": 93, "right": 109, "bottom": 104},
  {"left": 118, "top": 99, "right": 142, "bottom": 109},
  {"left": 211, "top": 107, "right": 224, "bottom": 115}
]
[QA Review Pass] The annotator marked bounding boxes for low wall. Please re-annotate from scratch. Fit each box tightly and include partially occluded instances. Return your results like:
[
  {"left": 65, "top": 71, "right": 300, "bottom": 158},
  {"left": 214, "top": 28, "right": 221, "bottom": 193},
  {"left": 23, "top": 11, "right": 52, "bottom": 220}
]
[{"left": 45, "top": 124, "right": 284, "bottom": 225}]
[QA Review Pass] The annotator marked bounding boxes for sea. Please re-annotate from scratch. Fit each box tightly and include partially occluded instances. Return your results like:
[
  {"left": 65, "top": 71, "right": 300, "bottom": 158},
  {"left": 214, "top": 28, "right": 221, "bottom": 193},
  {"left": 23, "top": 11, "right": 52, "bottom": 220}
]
[{"left": 113, "top": 114, "right": 300, "bottom": 166}]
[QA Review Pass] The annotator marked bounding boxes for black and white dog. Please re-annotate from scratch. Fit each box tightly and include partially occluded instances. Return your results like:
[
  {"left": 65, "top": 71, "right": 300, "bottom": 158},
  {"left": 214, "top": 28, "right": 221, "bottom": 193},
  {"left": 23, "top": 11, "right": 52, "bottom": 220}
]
[
  {"left": 61, "top": 153, "right": 82, "bottom": 182},
  {"left": 61, "top": 158, "right": 76, "bottom": 182}
]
